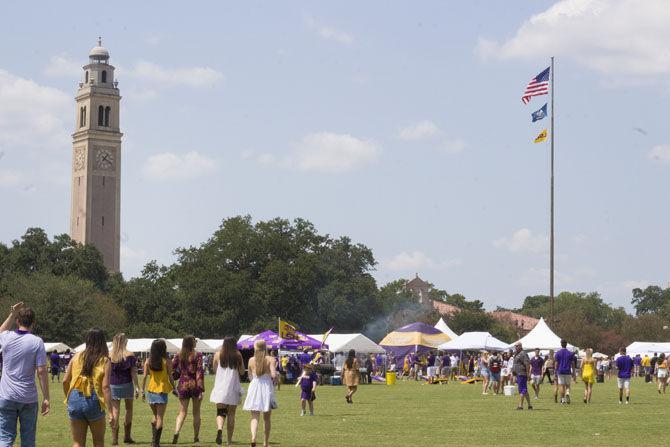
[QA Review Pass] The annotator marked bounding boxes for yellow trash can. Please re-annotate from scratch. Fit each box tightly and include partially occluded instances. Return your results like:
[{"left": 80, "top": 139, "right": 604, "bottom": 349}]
[{"left": 385, "top": 372, "right": 396, "bottom": 385}]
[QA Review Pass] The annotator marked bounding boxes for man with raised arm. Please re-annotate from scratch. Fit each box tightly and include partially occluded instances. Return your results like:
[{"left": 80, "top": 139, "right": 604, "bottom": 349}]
[{"left": 0, "top": 302, "right": 50, "bottom": 447}]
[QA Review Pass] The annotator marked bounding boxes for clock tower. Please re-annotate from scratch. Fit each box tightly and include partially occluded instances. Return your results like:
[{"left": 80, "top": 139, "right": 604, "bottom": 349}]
[{"left": 69, "top": 38, "right": 122, "bottom": 272}]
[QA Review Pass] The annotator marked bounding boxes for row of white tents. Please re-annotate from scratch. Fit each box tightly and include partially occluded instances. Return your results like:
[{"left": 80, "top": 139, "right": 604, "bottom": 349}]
[
  {"left": 49, "top": 318, "right": 669, "bottom": 358},
  {"left": 60, "top": 334, "right": 387, "bottom": 355}
]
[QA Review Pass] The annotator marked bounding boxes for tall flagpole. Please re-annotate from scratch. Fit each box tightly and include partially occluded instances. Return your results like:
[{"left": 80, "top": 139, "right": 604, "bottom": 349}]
[{"left": 550, "top": 56, "right": 555, "bottom": 323}]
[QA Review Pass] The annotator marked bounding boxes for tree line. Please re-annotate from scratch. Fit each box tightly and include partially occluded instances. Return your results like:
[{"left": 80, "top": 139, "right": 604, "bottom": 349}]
[{"left": 0, "top": 217, "right": 667, "bottom": 352}]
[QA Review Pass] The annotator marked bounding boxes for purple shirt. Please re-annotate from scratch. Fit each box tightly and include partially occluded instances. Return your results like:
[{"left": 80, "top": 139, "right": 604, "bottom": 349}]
[
  {"left": 110, "top": 355, "right": 137, "bottom": 385},
  {"left": 554, "top": 348, "right": 574, "bottom": 375},
  {"left": 0, "top": 330, "right": 47, "bottom": 403},
  {"left": 616, "top": 355, "right": 633, "bottom": 379},
  {"left": 530, "top": 356, "right": 544, "bottom": 375}
]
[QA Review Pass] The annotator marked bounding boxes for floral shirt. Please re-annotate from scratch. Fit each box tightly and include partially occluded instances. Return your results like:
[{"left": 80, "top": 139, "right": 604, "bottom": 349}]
[{"left": 172, "top": 352, "right": 205, "bottom": 398}]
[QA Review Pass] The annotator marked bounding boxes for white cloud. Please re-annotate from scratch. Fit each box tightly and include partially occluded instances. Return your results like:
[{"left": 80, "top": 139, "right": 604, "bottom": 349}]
[
  {"left": 397, "top": 120, "right": 466, "bottom": 153},
  {"left": 0, "top": 69, "right": 70, "bottom": 151},
  {"left": 493, "top": 228, "right": 547, "bottom": 253},
  {"left": 126, "top": 62, "right": 223, "bottom": 87},
  {"left": 386, "top": 250, "right": 462, "bottom": 272},
  {"left": 476, "top": 0, "right": 670, "bottom": 78},
  {"left": 0, "top": 170, "right": 22, "bottom": 188},
  {"left": 442, "top": 139, "right": 466, "bottom": 154},
  {"left": 398, "top": 120, "right": 440, "bottom": 141},
  {"left": 44, "top": 53, "right": 223, "bottom": 89},
  {"left": 252, "top": 132, "right": 381, "bottom": 173},
  {"left": 304, "top": 15, "right": 354, "bottom": 45},
  {"left": 44, "top": 54, "right": 81, "bottom": 77},
  {"left": 648, "top": 145, "right": 670, "bottom": 163},
  {"left": 294, "top": 133, "right": 380, "bottom": 173},
  {"left": 142, "top": 151, "right": 217, "bottom": 181}
]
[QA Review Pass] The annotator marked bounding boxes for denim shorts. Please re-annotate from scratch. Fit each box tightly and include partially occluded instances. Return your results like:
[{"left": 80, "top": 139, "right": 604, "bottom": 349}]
[
  {"left": 67, "top": 390, "right": 105, "bottom": 422},
  {"left": 111, "top": 382, "right": 135, "bottom": 400},
  {"left": 146, "top": 392, "right": 168, "bottom": 405}
]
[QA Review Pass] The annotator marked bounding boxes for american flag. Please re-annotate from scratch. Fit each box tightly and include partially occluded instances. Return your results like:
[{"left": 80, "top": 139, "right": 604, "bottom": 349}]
[{"left": 521, "top": 67, "right": 550, "bottom": 104}]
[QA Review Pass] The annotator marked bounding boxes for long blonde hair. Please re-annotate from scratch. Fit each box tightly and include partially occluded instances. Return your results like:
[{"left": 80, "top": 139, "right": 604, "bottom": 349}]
[
  {"left": 253, "top": 339, "right": 268, "bottom": 376},
  {"left": 585, "top": 348, "right": 593, "bottom": 361},
  {"left": 110, "top": 332, "right": 127, "bottom": 363}
]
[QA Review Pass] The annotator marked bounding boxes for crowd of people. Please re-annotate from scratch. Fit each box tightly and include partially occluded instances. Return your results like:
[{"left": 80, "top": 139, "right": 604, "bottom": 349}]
[{"left": 0, "top": 300, "right": 667, "bottom": 446}]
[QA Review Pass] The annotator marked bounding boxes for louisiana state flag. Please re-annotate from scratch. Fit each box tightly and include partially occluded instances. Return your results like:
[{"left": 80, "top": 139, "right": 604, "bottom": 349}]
[{"left": 534, "top": 129, "right": 548, "bottom": 143}]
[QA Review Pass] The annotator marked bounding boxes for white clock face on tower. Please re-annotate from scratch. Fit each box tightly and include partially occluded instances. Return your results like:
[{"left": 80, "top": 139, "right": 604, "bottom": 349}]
[{"left": 95, "top": 148, "right": 115, "bottom": 170}]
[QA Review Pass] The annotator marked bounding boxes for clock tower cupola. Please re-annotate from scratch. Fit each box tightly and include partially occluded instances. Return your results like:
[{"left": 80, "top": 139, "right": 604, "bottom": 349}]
[{"left": 69, "top": 38, "right": 122, "bottom": 272}]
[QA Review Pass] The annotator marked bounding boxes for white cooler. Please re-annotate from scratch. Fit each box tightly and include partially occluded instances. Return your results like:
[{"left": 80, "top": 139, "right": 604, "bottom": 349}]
[{"left": 503, "top": 385, "right": 516, "bottom": 396}]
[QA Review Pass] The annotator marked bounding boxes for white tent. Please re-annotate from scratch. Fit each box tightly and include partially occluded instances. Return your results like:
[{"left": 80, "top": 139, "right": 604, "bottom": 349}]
[
  {"left": 201, "top": 339, "right": 225, "bottom": 351},
  {"left": 626, "top": 341, "right": 670, "bottom": 357},
  {"left": 508, "top": 317, "right": 576, "bottom": 351},
  {"left": 166, "top": 338, "right": 218, "bottom": 354},
  {"left": 434, "top": 318, "right": 458, "bottom": 339},
  {"left": 307, "top": 333, "right": 385, "bottom": 354},
  {"left": 44, "top": 342, "right": 72, "bottom": 353},
  {"left": 74, "top": 338, "right": 180, "bottom": 354},
  {"left": 437, "top": 331, "right": 508, "bottom": 351}
]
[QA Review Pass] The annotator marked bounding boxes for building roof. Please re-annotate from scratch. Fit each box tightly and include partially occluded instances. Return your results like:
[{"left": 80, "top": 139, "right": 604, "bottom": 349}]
[
  {"left": 431, "top": 300, "right": 460, "bottom": 316},
  {"left": 406, "top": 273, "right": 429, "bottom": 290},
  {"left": 490, "top": 311, "right": 539, "bottom": 330}
]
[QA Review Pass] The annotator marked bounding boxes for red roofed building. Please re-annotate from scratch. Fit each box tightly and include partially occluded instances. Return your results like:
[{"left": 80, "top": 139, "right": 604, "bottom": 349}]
[
  {"left": 431, "top": 300, "right": 460, "bottom": 316},
  {"left": 490, "top": 311, "right": 539, "bottom": 336}
]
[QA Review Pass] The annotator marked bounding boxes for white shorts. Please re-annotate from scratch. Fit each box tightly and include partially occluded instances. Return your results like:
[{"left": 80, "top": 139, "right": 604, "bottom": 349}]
[
  {"left": 658, "top": 369, "right": 668, "bottom": 379},
  {"left": 617, "top": 378, "right": 630, "bottom": 389},
  {"left": 531, "top": 374, "right": 542, "bottom": 385},
  {"left": 557, "top": 374, "right": 572, "bottom": 386},
  {"left": 501, "top": 368, "right": 509, "bottom": 377}
]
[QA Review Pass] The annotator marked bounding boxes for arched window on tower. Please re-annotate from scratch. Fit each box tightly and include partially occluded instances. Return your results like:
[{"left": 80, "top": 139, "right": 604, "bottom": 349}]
[
  {"left": 80, "top": 106, "right": 87, "bottom": 127},
  {"left": 101, "top": 71, "right": 107, "bottom": 83},
  {"left": 85, "top": 71, "right": 89, "bottom": 84},
  {"left": 98, "top": 106, "right": 104, "bottom": 126},
  {"left": 104, "top": 107, "right": 111, "bottom": 127}
]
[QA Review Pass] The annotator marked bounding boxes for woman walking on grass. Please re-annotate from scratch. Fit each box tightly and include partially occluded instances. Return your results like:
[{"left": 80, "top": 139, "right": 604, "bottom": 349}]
[
  {"left": 581, "top": 349, "right": 596, "bottom": 404},
  {"left": 243, "top": 339, "right": 277, "bottom": 447},
  {"left": 210, "top": 337, "right": 245, "bottom": 446},
  {"left": 480, "top": 352, "right": 490, "bottom": 395},
  {"left": 142, "top": 339, "right": 176, "bottom": 447},
  {"left": 109, "top": 333, "right": 140, "bottom": 445},
  {"left": 171, "top": 335, "right": 205, "bottom": 444},
  {"left": 342, "top": 349, "right": 360, "bottom": 404},
  {"left": 656, "top": 353, "right": 668, "bottom": 394},
  {"left": 63, "top": 328, "right": 113, "bottom": 447}
]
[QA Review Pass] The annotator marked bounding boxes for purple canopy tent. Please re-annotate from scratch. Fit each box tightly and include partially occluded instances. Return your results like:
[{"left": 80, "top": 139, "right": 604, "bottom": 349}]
[{"left": 237, "top": 330, "right": 326, "bottom": 351}]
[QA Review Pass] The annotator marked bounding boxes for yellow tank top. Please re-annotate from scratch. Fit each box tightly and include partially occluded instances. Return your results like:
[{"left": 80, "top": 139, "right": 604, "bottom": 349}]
[
  {"left": 147, "top": 359, "right": 173, "bottom": 394},
  {"left": 65, "top": 352, "right": 108, "bottom": 411}
]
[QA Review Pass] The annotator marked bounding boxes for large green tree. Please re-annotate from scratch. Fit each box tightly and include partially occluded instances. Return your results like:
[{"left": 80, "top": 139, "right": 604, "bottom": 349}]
[{"left": 0, "top": 273, "right": 126, "bottom": 346}]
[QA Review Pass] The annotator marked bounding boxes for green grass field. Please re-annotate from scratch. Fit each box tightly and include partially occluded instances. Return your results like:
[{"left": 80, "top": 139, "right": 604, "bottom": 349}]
[{"left": 33, "top": 375, "right": 667, "bottom": 446}]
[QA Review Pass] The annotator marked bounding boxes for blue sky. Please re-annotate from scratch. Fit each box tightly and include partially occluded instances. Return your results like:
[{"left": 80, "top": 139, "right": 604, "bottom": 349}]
[{"left": 1, "top": 1, "right": 668, "bottom": 311}]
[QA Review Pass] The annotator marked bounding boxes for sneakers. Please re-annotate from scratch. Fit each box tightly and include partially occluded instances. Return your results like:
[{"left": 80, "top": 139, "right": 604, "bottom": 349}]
[
  {"left": 566, "top": 394, "right": 571, "bottom": 404},
  {"left": 300, "top": 411, "right": 305, "bottom": 416}
]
